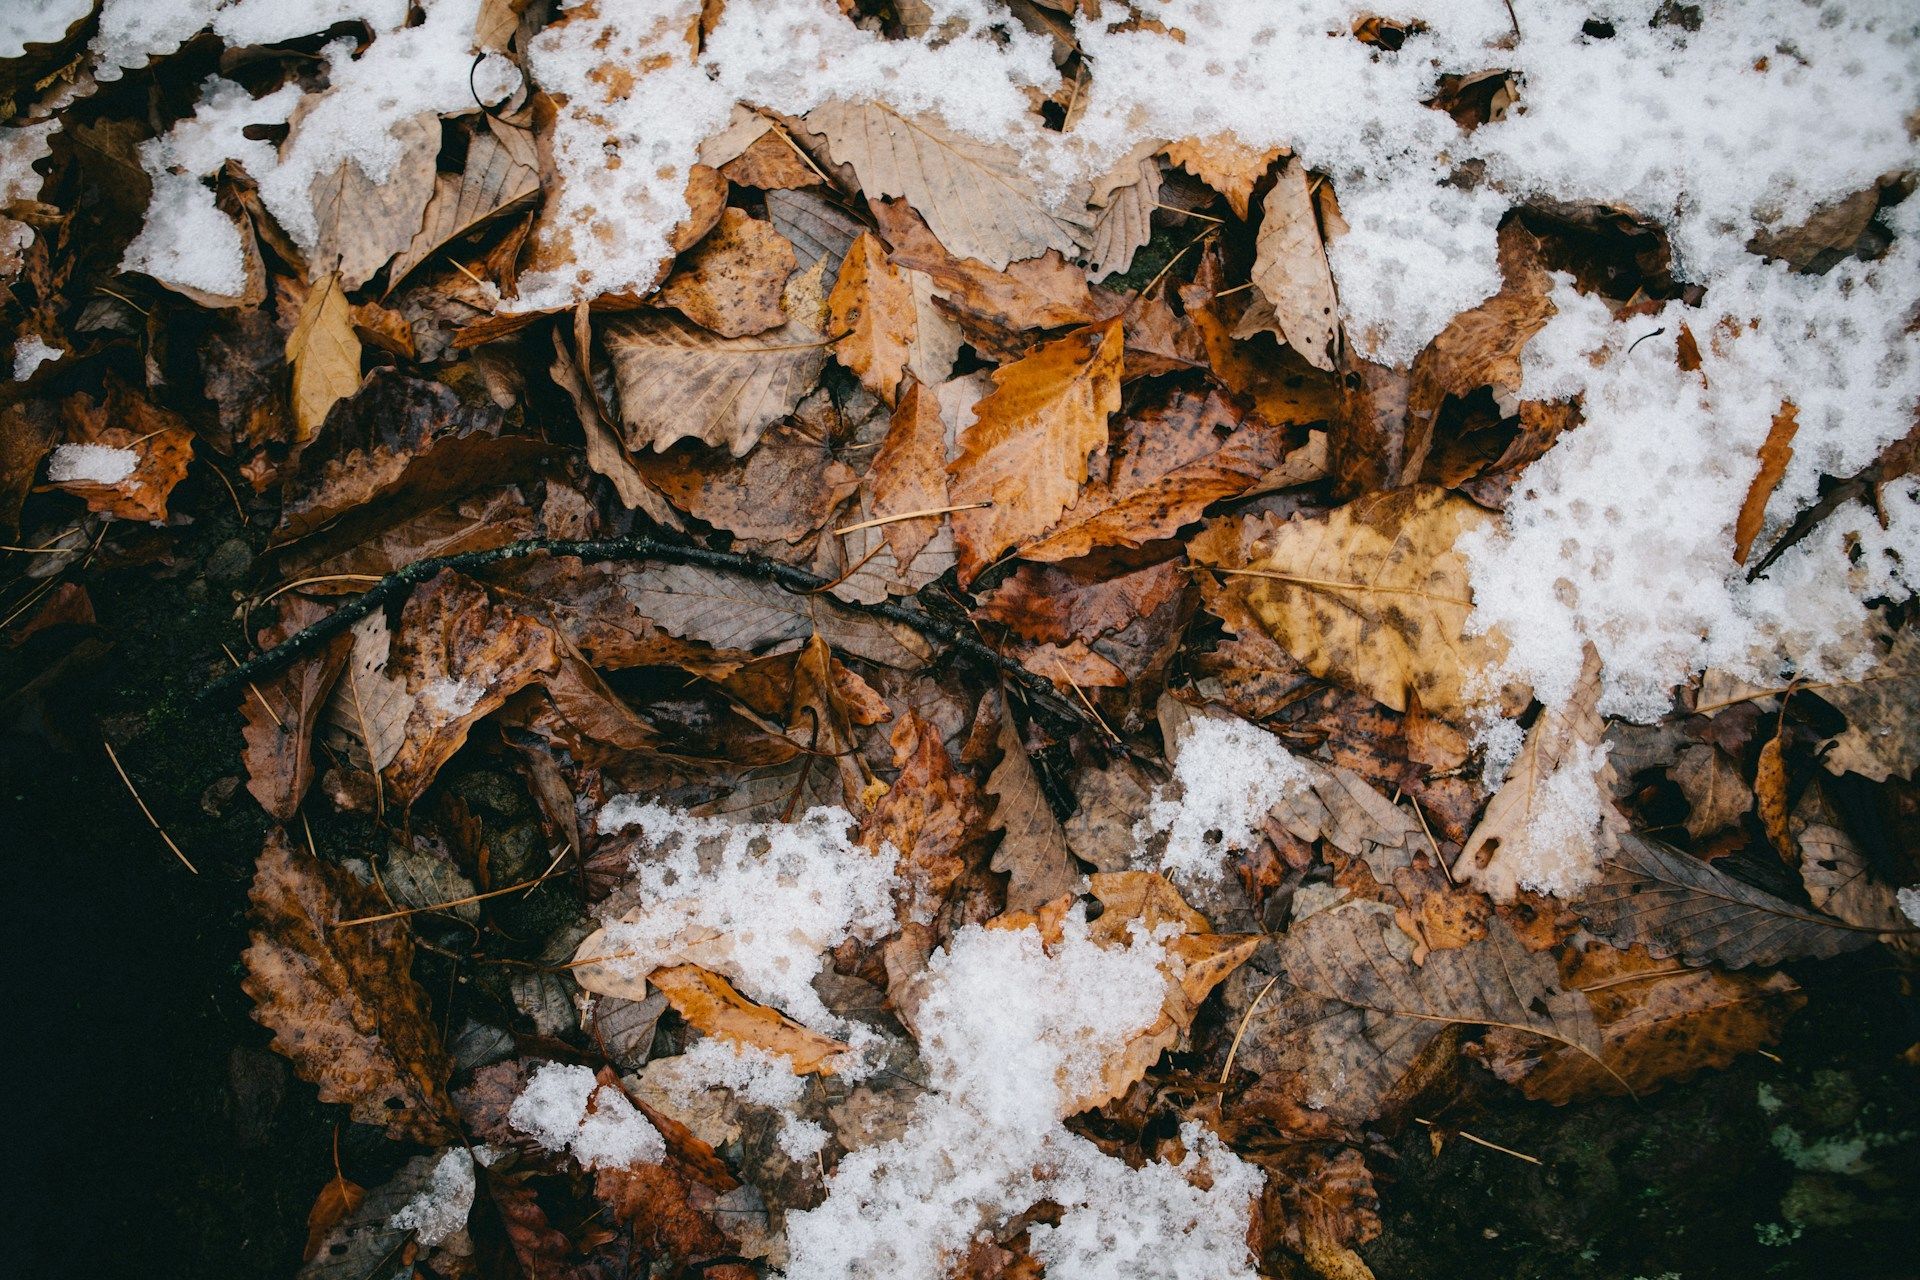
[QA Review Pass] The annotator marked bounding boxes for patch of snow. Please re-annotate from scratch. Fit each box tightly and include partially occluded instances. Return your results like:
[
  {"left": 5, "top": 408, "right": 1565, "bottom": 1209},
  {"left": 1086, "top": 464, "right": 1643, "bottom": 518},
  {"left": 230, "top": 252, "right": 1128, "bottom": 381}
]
[
  {"left": 1509, "top": 737, "right": 1613, "bottom": 899},
  {"left": 587, "top": 801, "right": 898, "bottom": 1037},
  {"left": 508, "top": 1062, "right": 666, "bottom": 1169},
  {"left": 1, "top": 0, "right": 92, "bottom": 60},
  {"left": 419, "top": 676, "right": 485, "bottom": 719},
  {"left": 649, "top": 1038, "right": 828, "bottom": 1161},
  {"left": 1899, "top": 886, "right": 1920, "bottom": 929},
  {"left": 1136, "top": 713, "right": 1308, "bottom": 887},
  {"left": 46, "top": 443, "right": 138, "bottom": 486},
  {"left": 12, "top": 336, "right": 61, "bottom": 381},
  {"left": 783, "top": 909, "right": 1262, "bottom": 1280},
  {"left": 387, "top": 1146, "right": 477, "bottom": 1246}
]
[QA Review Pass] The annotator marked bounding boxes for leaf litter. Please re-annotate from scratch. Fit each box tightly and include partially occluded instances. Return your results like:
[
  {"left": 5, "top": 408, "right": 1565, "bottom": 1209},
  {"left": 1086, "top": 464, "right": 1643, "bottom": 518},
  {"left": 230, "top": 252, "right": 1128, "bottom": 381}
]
[{"left": 4, "top": 2, "right": 1920, "bottom": 1278}]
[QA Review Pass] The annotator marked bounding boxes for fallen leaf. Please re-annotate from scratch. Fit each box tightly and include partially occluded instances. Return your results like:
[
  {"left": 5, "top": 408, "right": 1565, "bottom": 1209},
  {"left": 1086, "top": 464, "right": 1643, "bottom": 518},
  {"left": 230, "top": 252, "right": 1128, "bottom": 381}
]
[
  {"left": 1180, "top": 248, "right": 1347, "bottom": 430},
  {"left": 603, "top": 260, "right": 831, "bottom": 456},
  {"left": 636, "top": 424, "right": 858, "bottom": 543},
  {"left": 1239, "top": 161, "right": 1339, "bottom": 371},
  {"left": 242, "top": 830, "right": 455, "bottom": 1143},
  {"left": 974, "top": 555, "right": 1186, "bottom": 646},
  {"left": 298, "top": 1154, "right": 442, "bottom": 1280},
  {"left": 828, "top": 229, "right": 917, "bottom": 404},
  {"left": 241, "top": 595, "right": 353, "bottom": 822},
  {"left": 1189, "top": 485, "right": 1509, "bottom": 723},
  {"left": 1458, "top": 645, "right": 1612, "bottom": 901},
  {"left": 1019, "top": 384, "right": 1294, "bottom": 561},
  {"left": 1817, "top": 626, "right": 1920, "bottom": 783},
  {"left": 864, "top": 708, "right": 985, "bottom": 927},
  {"left": 862, "top": 376, "right": 951, "bottom": 567},
  {"left": 1734, "top": 402, "right": 1799, "bottom": 565},
  {"left": 43, "top": 384, "right": 195, "bottom": 522},
  {"left": 285, "top": 272, "right": 363, "bottom": 445},
  {"left": 1163, "top": 134, "right": 1281, "bottom": 219},
  {"left": 655, "top": 207, "right": 798, "bottom": 338},
  {"left": 1755, "top": 730, "right": 1793, "bottom": 862},
  {"left": 1748, "top": 182, "right": 1887, "bottom": 271},
  {"left": 1670, "top": 743, "right": 1754, "bottom": 839},
  {"left": 484, "top": 1168, "right": 580, "bottom": 1280},
  {"left": 647, "top": 964, "right": 850, "bottom": 1075},
  {"left": 387, "top": 119, "right": 540, "bottom": 291},
  {"left": 1575, "top": 832, "right": 1874, "bottom": 968},
  {"left": 871, "top": 198, "right": 1115, "bottom": 337},
  {"left": 985, "top": 692, "right": 1084, "bottom": 912},
  {"left": 302, "top": 1174, "right": 367, "bottom": 1263},
  {"left": 1792, "top": 785, "right": 1913, "bottom": 940},
  {"left": 719, "top": 125, "right": 823, "bottom": 189},
  {"left": 810, "top": 99, "right": 1086, "bottom": 267},
  {"left": 1475, "top": 941, "right": 1804, "bottom": 1103},
  {"left": 303, "top": 110, "right": 440, "bottom": 290},
  {"left": 949, "top": 319, "right": 1124, "bottom": 583},
  {"left": 1081, "top": 148, "right": 1161, "bottom": 280}
]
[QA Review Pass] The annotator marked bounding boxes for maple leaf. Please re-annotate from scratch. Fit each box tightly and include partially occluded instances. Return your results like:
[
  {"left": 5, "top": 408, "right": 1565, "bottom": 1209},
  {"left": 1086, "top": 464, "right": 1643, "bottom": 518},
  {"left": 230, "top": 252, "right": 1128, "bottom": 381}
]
[
  {"left": 948, "top": 319, "right": 1124, "bottom": 584},
  {"left": 242, "top": 830, "right": 455, "bottom": 1143}
]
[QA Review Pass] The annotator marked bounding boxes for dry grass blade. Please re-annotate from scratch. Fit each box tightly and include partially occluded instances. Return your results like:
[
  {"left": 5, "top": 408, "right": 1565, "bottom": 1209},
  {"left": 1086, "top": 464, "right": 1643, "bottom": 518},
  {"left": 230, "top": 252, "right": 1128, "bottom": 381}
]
[{"left": 104, "top": 739, "right": 197, "bottom": 873}]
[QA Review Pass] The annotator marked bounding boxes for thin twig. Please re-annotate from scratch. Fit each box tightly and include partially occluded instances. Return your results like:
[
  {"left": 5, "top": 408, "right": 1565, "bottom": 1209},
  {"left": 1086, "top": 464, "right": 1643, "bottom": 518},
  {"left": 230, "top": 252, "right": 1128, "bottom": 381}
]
[
  {"left": 104, "top": 740, "right": 197, "bottom": 873},
  {"left": 334, "top": 873, "right": 555, "bottom": 928},
  {"left": 1219, "top": 974, "right": 1279, "bottom": 1083},
  {"left": 833, "top": 502, "right": 991, "bottom": 536},
  {"left": 223, "top": 643, "right": 283, "bottom": 728},
  {"left": 1414, "top": 1116, "right": 1542, "bottom": 1166}
]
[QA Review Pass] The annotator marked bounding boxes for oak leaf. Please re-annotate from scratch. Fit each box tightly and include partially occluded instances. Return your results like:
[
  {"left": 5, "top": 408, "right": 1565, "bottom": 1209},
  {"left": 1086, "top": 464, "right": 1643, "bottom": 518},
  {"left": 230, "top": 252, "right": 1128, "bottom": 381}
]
[
  {"left": 949, "top": 319, "right": 1124, "bottom": 584},
  {"left": 809, "top": 100, "right": 1086, "bottom": 267},
  {"left": 1189, "top": 484, "right": 1508, "bottom": 722},
  {"left": 242, "top": 830, "right": 454, "bottom": 1143}
]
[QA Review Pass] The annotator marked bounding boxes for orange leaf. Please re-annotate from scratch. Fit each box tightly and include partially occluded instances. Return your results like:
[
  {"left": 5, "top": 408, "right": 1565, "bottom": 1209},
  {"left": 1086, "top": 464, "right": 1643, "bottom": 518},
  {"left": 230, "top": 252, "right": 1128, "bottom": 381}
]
[
  {"left": 828, "top": 229, "right": 916, "bottom": 404},
  {"left": 1734, "top": 402, "right": 1799, "bottom": 565},
  {"left": 646, "top": 963, "right": 850, "bottom": 1075}
]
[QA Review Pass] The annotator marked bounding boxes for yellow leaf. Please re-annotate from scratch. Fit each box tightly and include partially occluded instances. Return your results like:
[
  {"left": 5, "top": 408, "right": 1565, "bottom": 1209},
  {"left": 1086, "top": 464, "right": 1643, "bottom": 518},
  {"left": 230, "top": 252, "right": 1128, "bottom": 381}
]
[
  {"left": 828, "top": 230, "right": 915, "bottom": 404},
  {"left": 286, "top": 271, "right": 362, "bottom": 443},
  {"left": 647, "top": 964, "right": 849, "bottom": 1076}
]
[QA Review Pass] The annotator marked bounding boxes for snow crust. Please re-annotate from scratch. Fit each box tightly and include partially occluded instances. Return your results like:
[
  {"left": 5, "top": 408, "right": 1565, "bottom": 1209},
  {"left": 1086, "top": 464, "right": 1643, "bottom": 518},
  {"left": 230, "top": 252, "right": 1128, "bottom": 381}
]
[
  {"left": 46, "top": 443, "right": 137, "bottom": 485},
  {"left": 12, "top": 336, "right": 60, "bottom": 381},
  {"left": 783, "top": 909, "right": 1262, "bottom": 1280},
  {"left": 508, "top": 1061, "right": 666, "bottom": 1169},
  {"left": 650, "top": 1038, "right": 828, "bottom": 1161},
  {"left": 387, "top": 1146, "right": 478, "bottom": 1246},
  {"left": 1, "top": 0, "right": 89, "bottom": 60},
  {"left": 590, "top": 801, "right": 898, "bottom": 1037},
  {"left": 1137, "top": 712, "right": 1307, "bottom": 886}
]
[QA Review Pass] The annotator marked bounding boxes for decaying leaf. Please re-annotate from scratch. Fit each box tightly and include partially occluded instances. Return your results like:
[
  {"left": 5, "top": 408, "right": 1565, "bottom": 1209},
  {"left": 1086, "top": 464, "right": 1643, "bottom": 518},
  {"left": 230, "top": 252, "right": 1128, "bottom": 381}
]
[
  {"left": 603, "top": 261, "right": 831, "bottom": 456},
  {"left": 242, "top": 830, "right": 455, "bottom": 1143},
  {"left": 286, "top": 272, "right": 363, "bottom": 445},
  {"left": 1163, "top": 134, "right": 1281, "bottom": 220},
  {"left": 1793, "top": 785, "right": 1913, "bottom": 939},
  {"left": 1734, "top": 402, "right": 1799, "bottom": 565},
  {"left": 1817, "top": 626, "right": 1920, "bottom": 783},
  {"left": 241, "top": 595, "right": 353, "bottom": 822},
  {"left": 388, "top": 120, "right": 541, "bottom": 290},
  {"left": 1239, "top": 161, "right": 1340, "bottom": 371},
  {"left": 647, "top": 964, "right": 850, "bottom": 1075},
  {"left": 654, "top": 207, "right": 797, "bottom": 338},
  {"left": 1475, "top": 941, "right": 1804, "bottom": 1103},
  {"left": 304, "top": 110, "right": 439, "bottom": 291},
  {"left": 984, "top": 693, "right": 1084, "bottom": 912},
  {"left": 1575, "top": 832, "right": 1874, "bottom": 968},
  {"left": 42, "top": 384, "right": 195, "bottom": 522},
  {"left": 810, "top": 99, "right": 1086, "bottom": 267},
  {"left": 1190, "top": 485, "right": 1509, "bottom": 723},
  {"left": 949, "top": 319, "right": 1124, "bottom": 583}
]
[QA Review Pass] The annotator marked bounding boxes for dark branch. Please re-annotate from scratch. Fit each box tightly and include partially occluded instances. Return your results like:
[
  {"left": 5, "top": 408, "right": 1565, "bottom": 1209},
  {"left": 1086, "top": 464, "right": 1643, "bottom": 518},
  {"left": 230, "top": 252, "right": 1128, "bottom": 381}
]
[{"left": 200, "top": 534, "right": 1093, "bottom": 732}]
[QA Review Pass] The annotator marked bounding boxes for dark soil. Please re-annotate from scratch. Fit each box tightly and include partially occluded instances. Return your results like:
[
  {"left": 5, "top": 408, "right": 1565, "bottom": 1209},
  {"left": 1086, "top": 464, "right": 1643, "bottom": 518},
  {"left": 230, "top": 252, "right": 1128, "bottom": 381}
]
[{"left": 5, "top": 505, "right": 1918, "bottom": 1280}]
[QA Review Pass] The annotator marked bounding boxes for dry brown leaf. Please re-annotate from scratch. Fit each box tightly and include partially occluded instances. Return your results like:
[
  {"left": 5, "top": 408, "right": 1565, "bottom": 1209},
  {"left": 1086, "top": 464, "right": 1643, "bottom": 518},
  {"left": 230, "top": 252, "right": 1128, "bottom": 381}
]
[
  {"left": 298, "top": 1154, "right": 442, "bottom": 1280},
  {"left": 985, "top": 693, "right": 1084, "bottom": 911},
  {"left": 864, "top": 709, "right": 984, "bottom": 926},
  {"left": 871, "top": 198, "right": 1115, "bottom": 337},
  {"left": 1670, "top": 743, "right": 1754, "bottom": 839},
  {"left": 242, "top": 830, "right": 455, "bottom": 1142},
  {"left": 1189, "top": 485, "right": 1508, "bottom": 722},
  {"left": 603, "top": 260, "right": 830, "bottom": 456},
  {"left": 655, "top": 207, "right": 798, "bottom": 338},
  {"left": 1575, "top": 832, "right": 1874, "bottom": 968},
  {"left": 1458, "top": 644, "right": 1608, "bottom": 901},
  {"left": 828, "top": 230, "right": 917, "bottom": 404},
  {"left": 720, "top": 126, "right": 823, "bottom": 189},
  {"left": 671, "top": 162, "right": 731, "bottom": 253},
  {"left": 1276, "top": 901, "right": 1602, "bottom": 1124},
  {"left": 1239, "top": 161, "right": 1339, "bottom": 371},
  {"left": 305, "top": 110, "right": 440, "bottom": 291},
  {"left": 1180, "top": 246, "right": 1346, "bottom": 428},
  {"left": 1475, "top": 941, "right": 1804, "bottom": 1103},
  {"left": 286, "top": 272, "right": 363, "bottom": 444},
  {"left": 1163, "top": 134, "right": 1281, "bottom": 219},
  {"left": 550, "top": 324, "right": 685, "bottom": 530},
  {"left": 975, "top": 556, "right": 1185, "bottom": 646},
  {"left": 949, "top": 319, "right": 1124, "bottom": 584},
  {"left": 1793, "top": 785, "right": 1913, "bottom": 941},
  {"left": 1063, "top": 871, "right": 1259, "bottom": 1114},
  {"left": 1756, "top": 730, "right": 1793, "bottom": 862},
  {"left": 302, "top": 1175, "right": 366, "bottom": 1263},
  {"left": 1020, "top": 384, "right": 1294, "bottom": 561},
  {"left": 382, "top": 570, "right": 563, "bottom": 804},
  {"left": 43, "top": 385, "right": 195, "bottom": 522},
  {"left": 1734, "top": 402, "right": 1799, "bottom": 565},
  {"left": 387, "top": 122, "right": 541, "bottom": 290},
  {"left": 647, "top": 963, "right": 850, "bottom": 1075},
  {"left": 1081, "top": 149, "right": 1161, "bottom": 280},
  {"left": 241, "top": 595, "right": 352, "bottom": 822},
  {"left": 865, "top": 376, "right": 952, "bottom": 567},
  {"left": 636, "top": 424, "right": 858, "bottom": 543},
  {"left": 1818, "top": 626, "right": 1920, "bottom": 782},
  {"left": 809, "top": 99, "right": 1086, "bottom": 267}
]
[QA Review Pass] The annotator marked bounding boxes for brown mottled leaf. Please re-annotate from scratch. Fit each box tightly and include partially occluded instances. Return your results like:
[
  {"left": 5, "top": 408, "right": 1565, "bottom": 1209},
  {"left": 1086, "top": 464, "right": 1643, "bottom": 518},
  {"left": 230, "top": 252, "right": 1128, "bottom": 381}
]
[
  {"left": 719, "top": 126, "right": 823, "bottom": 190},
  {"left": 863, "top": 376, "right": 951, "bottom": 568},
  {"left": 648, "top": 964, "right": 849, "bottom": 1075},
  {"left": 828, "top": 229, "right": 917, "bottom": 404},
  {"left": 43, "top": 384, "right": 195, "bottom": 522},
  {"left": 388, "top": 121, "right": 541, "bottom": 291},
  {"left": 285, "top": 272, "right": 363, "bottom": 446},
  {"left": 1081, "top": 148, "right": 1160, "bottom": 280},
  {"left": 241, "top": 595, "right": 352, "bottom": 822},
  {"left": 1575, "top": 832, "right": 1874, "bottom": 968},
  {"left": 603, "top": 260, "right": 830, "bottom": 456},
  {"left": 949, "top": 319, "right": 1124, "bottom": 584},
  {"left": 864, "top": 709, "right": 984, "bottom": 927},
  {"left": 1020, "top": 384, "right": 1293, "bottom": 561},
  {"left": 1734, "top": 402, "right": 1799, "bottom": 565},
  {"left": 985, "top": 693, "right": 1083, "bottom": 911},
  {"left": 636, "top": 424, "right": 858, "bottom": 543},
  {"left": 1793, "top": 785, "right": 1912, "bottom": 940},
  {"left": 618, "top": 560, "right": 931, "bottom": 668},
  {"left": 1163, "top": 134, "right": 1281, "bottom": 219},
  {"left": 242, "top": 830, "right": 454, "bottom": 1143},
  {"left": 1189, "top": 485, "right": 1509, "bottom": 722},
  {"left": 1276, "top": 902, "right": 1601, "bottom": 1124},
  {"left": 302, "top": 1174, "right": 366, "bottom": 1264},
  {"left": 1179, "top": 246, "right": 1346, "bottom": 428},
  {"left": 298, "top": 1155, "right": 441, "bottom": 1280},
  {"left": 1238, "top": 161, "right": 1339, "bottom": 371},
  {"left": 1756, "top": 731, "right": 1792, "bottom": 862},
  {"left": 871, "top": 198, "right": 1116, "bottom": 336},
  {"left": 1476, "top": 941, "right": 1804, "bottom": 1104},
  {"left": 1818, "top": 626, "right": 1920, "bottom": 783},
  {"left": 975, "top": 555, "right": 1185, "bottom": 646},
  {"left": 809, "top": 100, "right": 1086, "bottom": 267},
  {"left": 1459, "top": 645, "right": 1609, "bottom": 901},
  {"left": 1671, "top": 743, "right": 1754, "bottom": 839},
  {"left": 655, "top": 208, "right": 797, "bottom": 338},
  {"left": 305, "top": 110, "right": 439, "bottom": 290}
]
